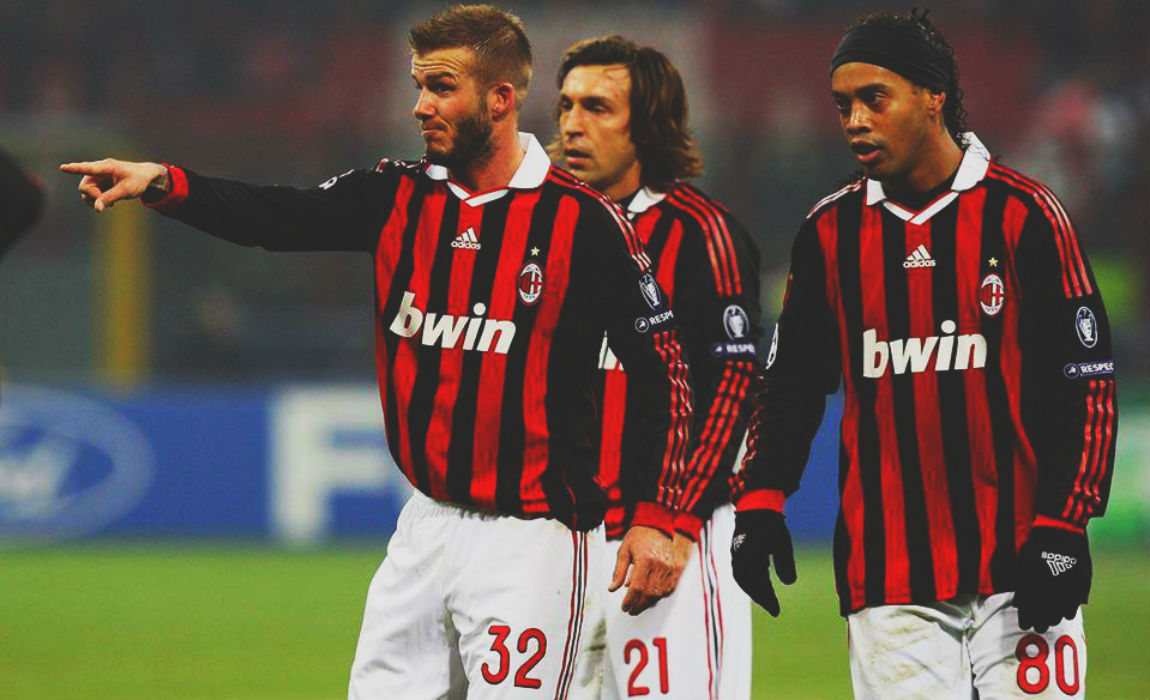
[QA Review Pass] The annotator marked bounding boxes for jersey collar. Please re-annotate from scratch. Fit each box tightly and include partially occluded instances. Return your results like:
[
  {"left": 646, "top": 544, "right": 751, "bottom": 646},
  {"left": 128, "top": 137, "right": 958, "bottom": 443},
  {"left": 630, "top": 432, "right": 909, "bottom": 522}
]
[
  {"left": 865, "top": 132, "right": 991, "bottom": 225},
  {"left": 625, "top": 186, "right": 668, "bottom": 218},
  {"left": 425, "top": 132, "right": 551, "bottom": 207}
]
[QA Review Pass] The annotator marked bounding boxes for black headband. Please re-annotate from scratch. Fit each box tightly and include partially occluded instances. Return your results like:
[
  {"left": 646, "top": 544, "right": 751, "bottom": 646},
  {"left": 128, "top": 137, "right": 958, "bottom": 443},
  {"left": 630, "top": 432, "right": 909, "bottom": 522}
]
[{"left": 830, "top": 24, "right": 952, "bottom": 93}]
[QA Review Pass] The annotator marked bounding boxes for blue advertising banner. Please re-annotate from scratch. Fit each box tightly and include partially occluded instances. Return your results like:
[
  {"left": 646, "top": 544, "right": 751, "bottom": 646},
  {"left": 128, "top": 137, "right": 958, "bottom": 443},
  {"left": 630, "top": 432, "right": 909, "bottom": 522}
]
[
  {"left": 0, "top": 383, "right": 844, "bottom": 545},
  {"left": 0, "top": 384, "right": 411, "bottom": 545},
  {"left": 777, "top": 394, "right": 843, "bottom": 542}
]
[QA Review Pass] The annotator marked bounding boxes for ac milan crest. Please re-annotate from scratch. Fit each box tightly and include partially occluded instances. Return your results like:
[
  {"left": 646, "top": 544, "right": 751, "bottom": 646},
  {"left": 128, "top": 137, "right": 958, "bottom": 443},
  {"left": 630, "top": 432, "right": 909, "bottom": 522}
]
[
  {"left": 518, "top": 262, "right": 544, "bottom": 305},
  {"left": 979, "top": 274, "right": 1005, "bottom": 316}
]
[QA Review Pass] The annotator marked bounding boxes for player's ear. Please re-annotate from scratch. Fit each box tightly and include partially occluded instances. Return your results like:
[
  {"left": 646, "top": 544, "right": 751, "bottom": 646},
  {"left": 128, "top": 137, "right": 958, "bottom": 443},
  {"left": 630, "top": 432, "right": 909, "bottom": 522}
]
[
  {"left": 926, "top": 89, "right": 947, "bottom": 118},
  {"left": 489, "top": 82, "right": 516, "bottom": 120}
]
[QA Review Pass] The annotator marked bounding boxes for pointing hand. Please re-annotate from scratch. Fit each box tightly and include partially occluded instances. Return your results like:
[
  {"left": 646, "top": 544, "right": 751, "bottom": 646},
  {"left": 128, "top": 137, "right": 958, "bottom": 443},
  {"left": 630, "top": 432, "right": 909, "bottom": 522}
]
[{"left": 59, "top": 159, "right": 169, "bottom": 212}]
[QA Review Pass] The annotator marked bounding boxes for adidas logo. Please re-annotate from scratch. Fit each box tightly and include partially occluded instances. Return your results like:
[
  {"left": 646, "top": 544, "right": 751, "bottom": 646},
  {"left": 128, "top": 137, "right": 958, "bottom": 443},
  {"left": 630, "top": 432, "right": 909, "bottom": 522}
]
[
  {"left": 451, "top": 227, "right": 481, "bottom": 250},
  {"left": 1042, "top": 551, "right": 1077, "bottom": 576},
  {"left": 903, "top": 244, "right": 936, "bottom": 269}
]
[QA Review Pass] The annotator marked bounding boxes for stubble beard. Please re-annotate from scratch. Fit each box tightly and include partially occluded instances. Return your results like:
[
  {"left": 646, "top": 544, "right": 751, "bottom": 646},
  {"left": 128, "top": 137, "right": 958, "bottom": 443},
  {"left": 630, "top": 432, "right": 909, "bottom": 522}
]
[{"left": 426, "top": 104, "right": 495, "bottom": 173}]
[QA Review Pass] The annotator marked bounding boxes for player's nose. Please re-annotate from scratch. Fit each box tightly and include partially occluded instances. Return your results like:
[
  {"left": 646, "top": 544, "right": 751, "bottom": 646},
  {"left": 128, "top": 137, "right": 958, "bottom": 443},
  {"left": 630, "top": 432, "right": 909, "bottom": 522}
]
[
  {"left": 844, "top": 104, "right": 870, "bottom": 133},
  {"left": 561, "top": 108, "right": 585, "bottom": 136},
  {"left": 413, "top": 90, "right": 436, "bottom": 120}
]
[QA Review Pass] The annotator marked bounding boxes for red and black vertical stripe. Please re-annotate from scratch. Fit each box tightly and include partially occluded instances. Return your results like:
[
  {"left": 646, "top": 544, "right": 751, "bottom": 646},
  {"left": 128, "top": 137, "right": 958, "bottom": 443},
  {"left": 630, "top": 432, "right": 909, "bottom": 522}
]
[
  {"left": 469, "top": 190, "right": 542, "bottom": 510},
  {"left": 933, "top": 193, "right": 982, "bottom": 596},
  {"left": 832, "top": 199, "right": 891, "bottom": 608},
  {"left": 405, "top": 193, "right": 463, "bottom": 501},
  {"left": 444, "top": 196, "right": 505, "bottom": 506},
  {"left": 974, "top": 187, "right": 1018, "bottom": 590},
  {"left": 599, "top": 204, "right": 682, "bottom": 536},
  {"left": 379, "top": 178, "right": 446, "bottom": 495},
  {"left": 879, "top": 207, "right": 935, "bottom": 603},
  {"left": 492, "top": 190, "right": 564, "bottom": 515},
  {"left": 666, "top": 187, "right": 741, "bottom": 297},
  {"left": 531, "top": 194, "right": 583, "bottom": 523}
]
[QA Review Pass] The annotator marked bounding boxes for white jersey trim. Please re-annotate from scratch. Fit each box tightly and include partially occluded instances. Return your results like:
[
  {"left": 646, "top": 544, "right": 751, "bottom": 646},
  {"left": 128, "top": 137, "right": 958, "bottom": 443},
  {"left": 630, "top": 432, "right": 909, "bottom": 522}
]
[
  {"left": 806, "top": 181, "right": 864, "bottom": 220},
  {"left": 865, "top": 132, "right": 991, "bottom": 223},
  {"left": 425, "top": 132, "right": 551, "bottom": 206},
  {"left": 626, "top": 186, "right": 669, "bottom": 218}
]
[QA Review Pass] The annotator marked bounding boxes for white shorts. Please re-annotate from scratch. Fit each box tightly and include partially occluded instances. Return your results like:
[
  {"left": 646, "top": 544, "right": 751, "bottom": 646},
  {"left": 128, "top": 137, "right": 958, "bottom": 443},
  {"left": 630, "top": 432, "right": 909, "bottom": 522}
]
[
  {"left": 847, "top": 592, "right": 1086, "bottom": 700},
  {"left": 573, "top": 504, "right": 752, "bottom": 700},
  {"left": 349, "top": 490, "right": 605, "bottom": 700}
]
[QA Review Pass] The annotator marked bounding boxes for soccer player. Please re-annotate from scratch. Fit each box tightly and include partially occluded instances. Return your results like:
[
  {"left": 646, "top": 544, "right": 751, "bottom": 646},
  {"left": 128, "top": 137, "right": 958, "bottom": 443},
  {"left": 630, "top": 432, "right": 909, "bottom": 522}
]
[
  {"left": 556, "top": 36, "right": 759, "bottom": 700},
  {"left": 730, "top": 10, "right": 1117, "bottom": 700},
  {"left": 60, "top": 6, "right": 697, "bottom": 699},
  {"left": 0, "top": 147, "right": 43, "bottom": 258}
]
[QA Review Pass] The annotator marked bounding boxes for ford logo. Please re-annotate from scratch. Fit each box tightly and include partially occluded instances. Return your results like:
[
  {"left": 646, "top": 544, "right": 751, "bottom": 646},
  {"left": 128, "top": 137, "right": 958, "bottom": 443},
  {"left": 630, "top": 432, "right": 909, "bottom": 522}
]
[{"left": 0, "top": 384, "right": 153, "bottom": 546}]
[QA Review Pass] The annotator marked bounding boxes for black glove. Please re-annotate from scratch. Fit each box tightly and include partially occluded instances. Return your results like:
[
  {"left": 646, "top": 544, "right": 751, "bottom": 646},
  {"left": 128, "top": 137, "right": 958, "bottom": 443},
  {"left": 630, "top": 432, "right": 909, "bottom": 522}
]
[
  {"left": 731, "top": 509, "right": 796, "bottom": 616},
  {"left": 1013, "top": 525, "right": 1091, "bottom": 633}
]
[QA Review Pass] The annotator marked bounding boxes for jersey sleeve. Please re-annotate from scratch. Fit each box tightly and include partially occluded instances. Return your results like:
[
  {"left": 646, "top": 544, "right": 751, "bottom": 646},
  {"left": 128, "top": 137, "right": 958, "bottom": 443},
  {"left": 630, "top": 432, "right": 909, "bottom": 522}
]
[
  {"left": 142, "top": 161, "right": 401, "bottom": 252},
  {"left": 1015, "top": 192, "right": 1118, "bottom": 530},
  {"left": 670, "top": 213, "right": 763, "bottom": 534},
  {"left": 731, "top": 214, "right": 841, "bottom": 510},
  {"left": 575, "top": 199, "right": 693, "bottom": 535}
]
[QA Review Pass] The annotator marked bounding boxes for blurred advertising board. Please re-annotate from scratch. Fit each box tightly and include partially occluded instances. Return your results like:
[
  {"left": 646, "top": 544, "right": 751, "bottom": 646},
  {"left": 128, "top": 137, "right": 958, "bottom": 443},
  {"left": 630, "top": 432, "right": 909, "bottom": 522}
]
[
  {"left": 0, "top": 384, "right": 409, "bottom": 546},
  {"left": 0, "top": 384, "right": 1144, "bottom": 546}
]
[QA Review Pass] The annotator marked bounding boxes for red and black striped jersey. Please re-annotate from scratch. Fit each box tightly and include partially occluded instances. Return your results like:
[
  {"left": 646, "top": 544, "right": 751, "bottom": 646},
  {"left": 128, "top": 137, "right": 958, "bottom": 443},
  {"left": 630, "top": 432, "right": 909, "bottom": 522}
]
[
  {"left": 596, "top": 184, "right": 762, "bottom": 540},
  {"left": 146, "top": 133, "right": 694, "bottom": 533},
  {"left": 733, "top": 134, "right": 1118, "bottom": 615}
]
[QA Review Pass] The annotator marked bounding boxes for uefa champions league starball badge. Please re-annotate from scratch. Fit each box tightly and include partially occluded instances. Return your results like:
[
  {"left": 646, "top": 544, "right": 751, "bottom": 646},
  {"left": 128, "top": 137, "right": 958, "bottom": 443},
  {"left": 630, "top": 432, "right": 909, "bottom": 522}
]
[
  {"left": 639, "top": 273, "right": 661, "bottom": 309},
  {"left": 1075, "top": 306, "right": 1097, "bottom": 348},
  {"left": 723, "top": 305, "right": 750, "bottom": 340}
]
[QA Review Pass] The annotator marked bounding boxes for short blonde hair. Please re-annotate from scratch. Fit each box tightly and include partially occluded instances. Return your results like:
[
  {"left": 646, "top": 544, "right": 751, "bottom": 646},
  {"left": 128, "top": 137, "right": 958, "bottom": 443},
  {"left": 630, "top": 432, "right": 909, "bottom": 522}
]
[{"left": 409, "top": 4, "right": 533, "bottom": 108}]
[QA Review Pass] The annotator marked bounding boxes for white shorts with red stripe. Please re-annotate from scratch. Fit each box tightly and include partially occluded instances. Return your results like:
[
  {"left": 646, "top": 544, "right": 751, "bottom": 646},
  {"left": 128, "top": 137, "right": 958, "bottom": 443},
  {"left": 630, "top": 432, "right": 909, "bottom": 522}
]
[
  {"left": 349, "top": 490, "right": 605, "bottom": 700},
  {"left": 847, "top": 593, "right": 1086, "bottom": 700},
  {"left": 572, "top": 504, "right": 752, "bottom": 700}
]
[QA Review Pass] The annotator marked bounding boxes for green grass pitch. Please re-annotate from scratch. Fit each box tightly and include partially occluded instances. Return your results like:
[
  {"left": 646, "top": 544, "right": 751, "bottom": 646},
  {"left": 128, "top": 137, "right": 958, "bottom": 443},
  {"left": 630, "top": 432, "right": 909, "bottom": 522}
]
[{"left": 1, "top": 544, "right": 1146, "bottom": 699}]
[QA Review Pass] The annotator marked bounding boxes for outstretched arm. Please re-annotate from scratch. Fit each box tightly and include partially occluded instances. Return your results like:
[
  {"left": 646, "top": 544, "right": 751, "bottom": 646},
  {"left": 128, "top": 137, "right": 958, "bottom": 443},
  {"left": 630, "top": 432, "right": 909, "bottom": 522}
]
[{"left": 61, "top": 158, "right": 396, "bottom": 253}]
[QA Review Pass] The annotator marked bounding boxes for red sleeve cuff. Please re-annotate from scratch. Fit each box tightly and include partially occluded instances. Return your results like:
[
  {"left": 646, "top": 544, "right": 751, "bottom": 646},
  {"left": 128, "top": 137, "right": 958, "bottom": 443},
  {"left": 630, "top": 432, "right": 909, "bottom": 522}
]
[
  {"left": 674, "top": 512, "right": 705, "bottom": 541},
  {"left": 631, "top": 502, "right": 675, "bottom": 538},
  {"left": 735, "top": 489, "right": 786, "bottom": 513},
  {"left": 143, "top": 164, "right": 189, "bottom": 212},
  {"left": 1033, "top": 515, "right": 1085, "bottom": 533}
]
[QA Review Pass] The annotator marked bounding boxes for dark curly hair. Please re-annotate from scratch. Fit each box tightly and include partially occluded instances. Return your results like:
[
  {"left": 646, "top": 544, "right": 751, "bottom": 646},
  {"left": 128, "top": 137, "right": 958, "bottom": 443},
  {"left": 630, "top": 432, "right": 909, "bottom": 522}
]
[
  {"left": 552, "top": 35, "right": 703, "bottom": 192},
  {"left": 848, "top": 9, "right": 970, "bottom": 149}
]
